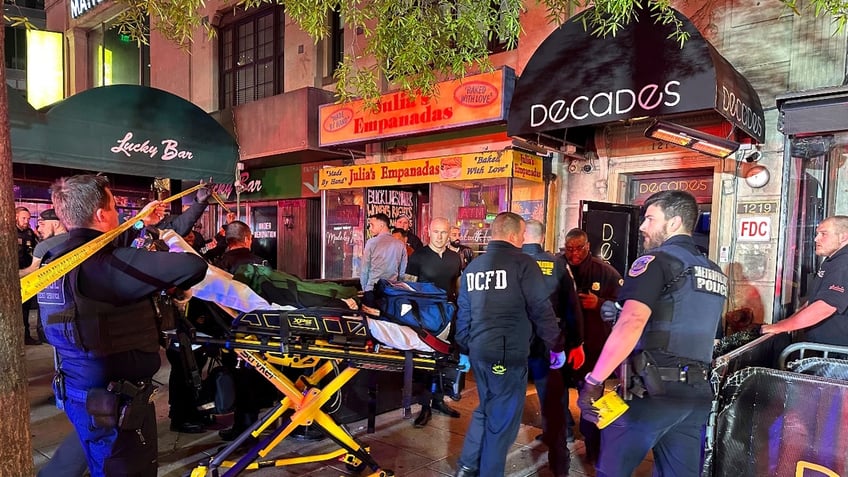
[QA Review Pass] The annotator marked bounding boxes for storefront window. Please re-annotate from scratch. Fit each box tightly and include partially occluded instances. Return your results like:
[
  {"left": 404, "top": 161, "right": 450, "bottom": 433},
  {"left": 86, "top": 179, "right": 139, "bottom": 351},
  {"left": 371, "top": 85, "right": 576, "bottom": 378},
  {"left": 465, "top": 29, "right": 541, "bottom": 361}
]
[
  {"left": 323, "top": 189, "right": 365, "bottom": 280},
  {"left": 511, "top": 178, "right": 547, "bottom": 221},
  {"left": 431, "top": 176, "right": 544, "bottom": 256},
  {"left": 431, "top": 179, "right": 502, "bottom": 256},
  {"left": 780, "top": 133, "right": 848, "bottom": 316},
  {"left": 250, "top": 205, "right": 278, "bottom": 269},
  {"left": 318, "top": 151, "right": 548, "bottom": 277},
  {"left": 88, "top": 20, "right": 149, "bottom": 87}
]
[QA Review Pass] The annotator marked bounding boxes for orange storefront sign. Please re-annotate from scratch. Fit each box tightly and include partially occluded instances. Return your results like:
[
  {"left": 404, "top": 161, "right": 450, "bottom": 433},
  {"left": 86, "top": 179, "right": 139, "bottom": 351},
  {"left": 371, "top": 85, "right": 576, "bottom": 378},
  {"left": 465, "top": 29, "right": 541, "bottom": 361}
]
[
  {"left": 318, "top": 150, "right": 542, "bottom": 190},
  {"left": 318, "top": 68, "right": 513, "bottom": 147}
]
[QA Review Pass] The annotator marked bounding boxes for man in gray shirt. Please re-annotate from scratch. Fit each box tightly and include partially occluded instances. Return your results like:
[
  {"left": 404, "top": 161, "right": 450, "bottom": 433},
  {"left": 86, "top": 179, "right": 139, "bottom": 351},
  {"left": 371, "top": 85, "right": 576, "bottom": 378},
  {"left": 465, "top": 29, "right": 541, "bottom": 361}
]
[
  {"left": 20, "top": 209, "right": 69, "bottom": 277},
  {"left": 361, "top": 213, "right": 408, "bottom": 306}
]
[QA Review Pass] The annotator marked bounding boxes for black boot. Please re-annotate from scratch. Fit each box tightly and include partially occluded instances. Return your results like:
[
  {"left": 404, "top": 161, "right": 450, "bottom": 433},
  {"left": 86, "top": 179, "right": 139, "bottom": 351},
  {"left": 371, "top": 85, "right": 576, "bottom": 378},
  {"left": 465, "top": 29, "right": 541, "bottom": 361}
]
[
  {"left": 413, "top": 406, "right": 431, "bottom": 428},
  {"left": 454, "top": 465, "right": 477, "bottom": 477},
  {"left": 432, "top": 399, "right": 460, "bottom": 418},
  {"left": 170, "top": 420, "right": 206, "bottom": 434}
]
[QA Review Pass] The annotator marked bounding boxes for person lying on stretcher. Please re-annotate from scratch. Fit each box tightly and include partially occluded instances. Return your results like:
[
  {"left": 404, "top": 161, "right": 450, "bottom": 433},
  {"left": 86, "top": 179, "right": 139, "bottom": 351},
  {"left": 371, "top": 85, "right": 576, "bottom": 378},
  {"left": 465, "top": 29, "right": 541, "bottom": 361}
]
[{"left": 158, "top": 229, "right": 458, "bottom": 355}]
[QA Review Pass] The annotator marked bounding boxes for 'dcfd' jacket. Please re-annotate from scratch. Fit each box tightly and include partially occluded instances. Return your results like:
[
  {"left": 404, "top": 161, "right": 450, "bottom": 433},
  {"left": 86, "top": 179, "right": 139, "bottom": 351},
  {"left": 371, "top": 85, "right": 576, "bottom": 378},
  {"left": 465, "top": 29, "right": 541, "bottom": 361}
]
[{"left": 456, "top": 240, "right": 563, "bottom": 367}]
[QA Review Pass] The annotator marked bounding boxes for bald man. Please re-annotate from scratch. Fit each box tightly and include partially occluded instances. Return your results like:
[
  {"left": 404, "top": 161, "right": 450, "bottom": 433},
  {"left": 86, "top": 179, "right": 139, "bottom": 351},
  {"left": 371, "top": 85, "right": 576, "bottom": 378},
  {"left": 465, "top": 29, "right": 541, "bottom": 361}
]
[
  {"left": 762, "top": 215, "right": 848, "bottom": 346},
  {"left": 406, "top": 217, "right": 463, "bottom": 426}
]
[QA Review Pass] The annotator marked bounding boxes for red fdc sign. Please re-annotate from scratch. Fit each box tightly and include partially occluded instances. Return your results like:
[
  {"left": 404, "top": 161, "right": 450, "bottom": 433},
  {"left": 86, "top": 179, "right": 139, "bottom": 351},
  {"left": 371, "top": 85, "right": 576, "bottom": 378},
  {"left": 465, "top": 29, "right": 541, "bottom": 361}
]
[{"left": 737, "top": 217, "right": 771, "bottom": 242}]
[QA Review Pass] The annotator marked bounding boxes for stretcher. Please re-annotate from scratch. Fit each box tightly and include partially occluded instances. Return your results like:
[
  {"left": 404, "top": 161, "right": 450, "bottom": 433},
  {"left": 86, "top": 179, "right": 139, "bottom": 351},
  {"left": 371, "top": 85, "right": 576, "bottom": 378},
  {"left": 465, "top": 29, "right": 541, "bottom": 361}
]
[
  {"left": 186, "top": 306, "right": 460, "bottom": 477},
  {"left": 155, "top": 232, "right": 460, "bottom": 476}
]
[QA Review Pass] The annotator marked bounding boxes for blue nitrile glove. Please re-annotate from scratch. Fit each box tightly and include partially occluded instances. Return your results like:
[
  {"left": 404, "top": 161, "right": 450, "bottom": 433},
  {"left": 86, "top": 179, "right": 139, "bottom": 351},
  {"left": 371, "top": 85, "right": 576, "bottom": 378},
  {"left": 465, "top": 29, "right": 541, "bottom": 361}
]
[
  {"left": 458, "top": 354, "right": 470, "bottom": 372},
  {"left": 549, "top": 350, "right": 566, "bottom": 370}
]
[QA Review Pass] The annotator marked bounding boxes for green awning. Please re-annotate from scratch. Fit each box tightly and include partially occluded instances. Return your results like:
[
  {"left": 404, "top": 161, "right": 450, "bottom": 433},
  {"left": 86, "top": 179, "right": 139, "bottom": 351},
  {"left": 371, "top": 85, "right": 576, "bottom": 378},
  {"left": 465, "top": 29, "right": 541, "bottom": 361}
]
[
  {"left": 8, "top": 86, "right": 51, "bottom": 164},
  {"left": 11, "top": 85, "right": 238, "bottom": 183}
]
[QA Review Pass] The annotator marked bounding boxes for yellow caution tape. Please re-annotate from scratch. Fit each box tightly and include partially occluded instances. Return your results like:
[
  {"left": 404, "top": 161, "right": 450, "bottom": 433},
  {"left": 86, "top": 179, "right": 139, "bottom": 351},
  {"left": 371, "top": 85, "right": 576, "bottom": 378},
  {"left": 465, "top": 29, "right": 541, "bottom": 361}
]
[
  {"left": 209, "top": 190, "right": 231, "bottom": 212},
  {"left": 20, "top": 184, "right": 206, "bottom": 303}
]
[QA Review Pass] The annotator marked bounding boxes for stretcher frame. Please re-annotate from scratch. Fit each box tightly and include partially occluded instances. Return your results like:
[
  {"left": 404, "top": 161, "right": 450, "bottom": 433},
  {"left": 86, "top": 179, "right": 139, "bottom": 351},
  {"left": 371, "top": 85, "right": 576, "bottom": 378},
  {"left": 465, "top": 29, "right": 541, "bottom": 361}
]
[
  {"left": 186, "top": 307, "right": 457, "bottom": 477},
  {"left": 777, "top": 341, "right": 848, "bottom": 370}
]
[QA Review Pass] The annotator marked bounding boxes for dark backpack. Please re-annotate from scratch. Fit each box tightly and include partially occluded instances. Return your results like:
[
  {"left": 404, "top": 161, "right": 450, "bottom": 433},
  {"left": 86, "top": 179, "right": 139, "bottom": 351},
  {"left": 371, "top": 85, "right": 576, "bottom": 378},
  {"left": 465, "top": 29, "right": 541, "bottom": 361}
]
[
  {"left": 233, "top": 264, "right": 359, "bottom": 309},
  {"left": 374, "top": 279, "right": 455, "bottom": 336}
]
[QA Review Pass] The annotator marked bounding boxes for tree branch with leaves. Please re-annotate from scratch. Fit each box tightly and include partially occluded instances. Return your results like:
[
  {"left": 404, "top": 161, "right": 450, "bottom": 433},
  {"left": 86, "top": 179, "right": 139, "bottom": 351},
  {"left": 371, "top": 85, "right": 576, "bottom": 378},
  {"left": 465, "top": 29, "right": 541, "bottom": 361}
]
[{"left": 111, "top": 0, "right": 848, "bottom": 104}]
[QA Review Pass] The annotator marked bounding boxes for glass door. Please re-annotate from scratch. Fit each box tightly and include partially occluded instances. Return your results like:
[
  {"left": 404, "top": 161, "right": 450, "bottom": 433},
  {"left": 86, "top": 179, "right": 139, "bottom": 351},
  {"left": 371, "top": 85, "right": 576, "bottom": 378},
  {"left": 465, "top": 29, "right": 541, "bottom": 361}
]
[{"left": 779, "top": 133, "right": 848, "bottom": 317}]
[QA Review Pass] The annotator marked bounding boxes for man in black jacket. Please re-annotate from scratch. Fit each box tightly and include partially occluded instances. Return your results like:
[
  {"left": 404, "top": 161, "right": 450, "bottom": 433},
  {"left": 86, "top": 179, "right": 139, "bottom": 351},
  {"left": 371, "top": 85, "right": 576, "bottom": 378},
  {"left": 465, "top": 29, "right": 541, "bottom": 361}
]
[
  {"left": 212, "top": 220, "right": 267, "bottom": 273},
  {"left": 521, "top": 219, "right": 584, "bottom": 473},
  {"left": 17, "top": 206, "right": 41, "bottom": 345},
  {"left": 563, "top": 227, "right": 622, "bottom": 463},
  {"left": 454, "top": 212, "right": 566, "bottom": 477},
  {"left": 210, "top": 220, "right": 276, "bottom": 441},
  {"left": 38, "top": 174, "right": 208, "bottom": 476}
]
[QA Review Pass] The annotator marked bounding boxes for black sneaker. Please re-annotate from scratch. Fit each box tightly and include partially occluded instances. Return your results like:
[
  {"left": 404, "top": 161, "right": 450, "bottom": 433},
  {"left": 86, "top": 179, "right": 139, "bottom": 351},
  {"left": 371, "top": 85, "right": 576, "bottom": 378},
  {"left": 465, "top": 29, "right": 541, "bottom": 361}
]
[
  {"left": 431, "top": 400, "right": 460, "bottom": 418},
  {"left": 218, "top": 426, "right": 247, "bottom": 441},
  {"left": 24, "top": 337, "right": 42, "bottom": 346},
  {"left": 170, "top": 421, "right": 206, "bottom": 434}
]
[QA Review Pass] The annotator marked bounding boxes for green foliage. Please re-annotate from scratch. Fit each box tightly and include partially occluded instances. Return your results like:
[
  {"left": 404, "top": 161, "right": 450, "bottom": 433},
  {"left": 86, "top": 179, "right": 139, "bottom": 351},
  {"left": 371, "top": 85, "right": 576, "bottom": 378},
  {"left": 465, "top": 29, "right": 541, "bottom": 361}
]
[
  {"left": 114, "top": 0, "right": 848, "bottom": 102},
  {"left": 3, "top": 14, "right": 36, "bottom": 29}
]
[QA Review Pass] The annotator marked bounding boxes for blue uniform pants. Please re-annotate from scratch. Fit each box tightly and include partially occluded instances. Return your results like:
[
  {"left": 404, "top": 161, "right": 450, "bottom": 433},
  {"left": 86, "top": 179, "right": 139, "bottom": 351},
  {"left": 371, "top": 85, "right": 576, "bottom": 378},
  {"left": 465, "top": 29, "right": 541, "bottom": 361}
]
[
  {"left": 458, "top": 359, "right": 528, "bottom": 477},
  {"left": 597, "top": 388, "right": 710, "bottom": 477},
  {"left": 37, "top": 432, "right": 89, "bottom": 477},
  {"left": 528, "top": 356, "right": 575, "bottom": 434},
  {"left": 64, "top": 390, "right": 158, "bottom": 477}
]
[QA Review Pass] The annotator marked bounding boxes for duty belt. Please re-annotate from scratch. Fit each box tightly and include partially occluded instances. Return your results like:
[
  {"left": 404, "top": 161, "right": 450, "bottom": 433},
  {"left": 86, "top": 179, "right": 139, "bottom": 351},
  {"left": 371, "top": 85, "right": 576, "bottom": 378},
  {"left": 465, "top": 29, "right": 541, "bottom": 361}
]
[{"left": 655, "top": 366, "right": 708, "bottom": 384}]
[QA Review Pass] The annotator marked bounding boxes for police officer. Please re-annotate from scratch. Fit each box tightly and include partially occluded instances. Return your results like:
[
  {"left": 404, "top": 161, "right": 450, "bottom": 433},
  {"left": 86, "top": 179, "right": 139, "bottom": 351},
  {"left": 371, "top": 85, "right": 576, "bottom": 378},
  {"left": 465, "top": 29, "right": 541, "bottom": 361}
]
[
  {"left": 17, "top": 206, "right": 41, "bottom": 345},
  {"left": 562, "top": 227, "right": 622, "bottom": 463},
  {"left": 577, "top": 190, "right": 727, "bottom": 477},
  {"left": 521, "top": 219, "right": 583, "bottom": 477},
  {"left": 38, "top": 175, "right": 208, "bottom": 477},
  {"left": 454, "top": 212, "right": 566, "bottom": 477}
]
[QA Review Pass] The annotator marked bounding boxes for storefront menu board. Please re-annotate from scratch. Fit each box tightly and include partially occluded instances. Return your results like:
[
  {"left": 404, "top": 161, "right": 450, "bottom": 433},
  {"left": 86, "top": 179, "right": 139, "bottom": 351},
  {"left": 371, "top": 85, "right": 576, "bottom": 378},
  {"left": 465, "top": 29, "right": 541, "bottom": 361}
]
[{"left": 366, "top": 188, "right": 416, "bottom": 233}]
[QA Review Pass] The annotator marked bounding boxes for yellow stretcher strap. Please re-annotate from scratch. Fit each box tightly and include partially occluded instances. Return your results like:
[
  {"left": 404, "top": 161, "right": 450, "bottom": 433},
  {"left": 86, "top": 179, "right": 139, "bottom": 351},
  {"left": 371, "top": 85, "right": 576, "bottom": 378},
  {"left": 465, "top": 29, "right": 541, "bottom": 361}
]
[{"left": 20, "top": 184, "right": 205, "bottom": 303}]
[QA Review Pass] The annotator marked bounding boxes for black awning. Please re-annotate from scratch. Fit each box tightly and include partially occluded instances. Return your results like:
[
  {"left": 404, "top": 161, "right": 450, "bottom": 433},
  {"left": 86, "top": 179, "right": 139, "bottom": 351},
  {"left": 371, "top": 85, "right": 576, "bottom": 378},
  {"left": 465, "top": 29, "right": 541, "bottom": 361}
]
[
  {"left": 776, "top": 85, "right": 848, "bottom": 135},
  {"left": 14, "top": 85, "right": 238, "bottom": 183},
  {"left": 507, "top": 8, "right": 765, "bottom": 147}
]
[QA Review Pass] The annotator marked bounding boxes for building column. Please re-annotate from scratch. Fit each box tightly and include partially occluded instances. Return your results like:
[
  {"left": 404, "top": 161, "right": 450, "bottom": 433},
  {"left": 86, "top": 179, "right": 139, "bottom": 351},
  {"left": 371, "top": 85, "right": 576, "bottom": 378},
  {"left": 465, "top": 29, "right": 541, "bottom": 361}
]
[{"left": 66, "top": 27, "right": 89, "bottom": 95}]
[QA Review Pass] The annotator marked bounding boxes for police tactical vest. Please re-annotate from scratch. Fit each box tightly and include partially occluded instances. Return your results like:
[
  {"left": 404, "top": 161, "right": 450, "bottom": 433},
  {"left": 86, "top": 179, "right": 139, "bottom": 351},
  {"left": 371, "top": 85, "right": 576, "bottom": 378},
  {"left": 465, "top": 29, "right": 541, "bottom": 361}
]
[
  {"left": 637, "top": 243, "right": 727, "bottom": 364},
  {"left": 38, "top": 242, "right": 160, "bottom": 358}
]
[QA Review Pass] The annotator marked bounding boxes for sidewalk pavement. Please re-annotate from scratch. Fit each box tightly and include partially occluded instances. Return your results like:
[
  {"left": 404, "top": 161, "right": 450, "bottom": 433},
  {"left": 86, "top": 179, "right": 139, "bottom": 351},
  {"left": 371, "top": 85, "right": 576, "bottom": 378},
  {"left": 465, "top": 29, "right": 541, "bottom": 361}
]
[{"left": 27, "top": 344, "right": 654, "bottom": 476}]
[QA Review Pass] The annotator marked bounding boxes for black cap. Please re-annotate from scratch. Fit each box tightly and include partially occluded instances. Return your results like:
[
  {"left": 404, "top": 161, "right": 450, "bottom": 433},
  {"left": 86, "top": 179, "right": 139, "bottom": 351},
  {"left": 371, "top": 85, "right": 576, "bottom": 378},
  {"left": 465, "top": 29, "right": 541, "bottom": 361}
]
[{"left": 40, "top": 209, "right": 59, "bottom": 221}]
